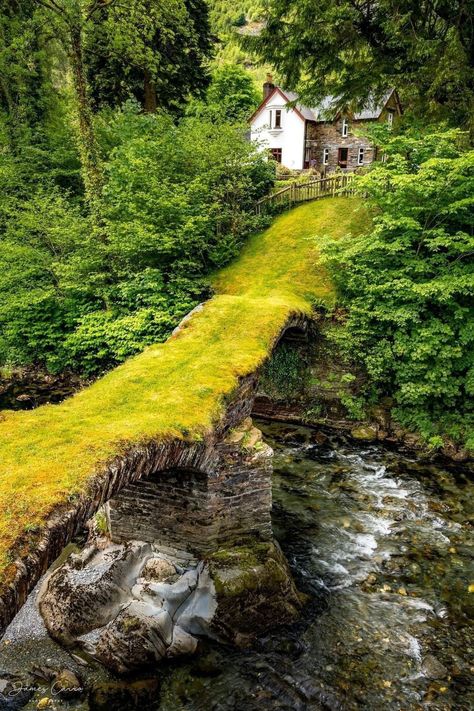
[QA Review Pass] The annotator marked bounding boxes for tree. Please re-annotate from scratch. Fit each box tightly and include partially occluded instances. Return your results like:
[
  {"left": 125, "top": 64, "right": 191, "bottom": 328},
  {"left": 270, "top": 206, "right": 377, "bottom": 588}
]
[
  {"left": 320, "top": 126, "right": 474, "bottom": 448},
  {"left": 253, "top": 0, "right": 474, "bottom": 130},
  {"left": 206, "top": 64, "right": 260, "bottom": 120},
  {"left": 85, "top": 0, "right": 214, "bottom": 114},
  {"left": 0, "top": 104, "right": 274, "bottom": 374},
  {"left": 34, "top": 0, "right": 104, "bottom": 207}
]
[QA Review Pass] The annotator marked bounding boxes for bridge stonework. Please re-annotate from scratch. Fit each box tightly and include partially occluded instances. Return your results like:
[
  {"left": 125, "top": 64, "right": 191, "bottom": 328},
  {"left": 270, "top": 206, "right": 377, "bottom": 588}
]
[{"left": 107, "top": 419, "right": 273, "bottom": 556}]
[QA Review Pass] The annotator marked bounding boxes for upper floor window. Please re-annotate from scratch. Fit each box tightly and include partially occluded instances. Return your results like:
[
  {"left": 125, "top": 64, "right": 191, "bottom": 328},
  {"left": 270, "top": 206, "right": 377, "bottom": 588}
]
[
  {"left": 269, "top": 109, "right": 282, "bottom": 129},
  {"left": 357, "top": 147, "right": 365, "bottom": 165},
  {"left": 323, "top": 147, "right": 329, "bottom": 165},
  {"left": 387, "top": 110, "right": 394, "bottom": 127},
  {"left": 342, "top": 118, "right": 349, "bottom": 137}
]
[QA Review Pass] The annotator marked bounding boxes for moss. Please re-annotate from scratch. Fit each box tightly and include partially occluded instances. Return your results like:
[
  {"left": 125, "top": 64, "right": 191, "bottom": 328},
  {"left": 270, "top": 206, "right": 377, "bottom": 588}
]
[
  {"left": 120, "top": 616, "right": 142, "bottom": 633},
  {"left": 0, "top": 198, "right": 370, "bottom": 578},
  {"left": 209, "top": 542, "right": 290, "bottom": 598},
  {"left": 94, "top": 510, "right": 109, "bottom": 535}
]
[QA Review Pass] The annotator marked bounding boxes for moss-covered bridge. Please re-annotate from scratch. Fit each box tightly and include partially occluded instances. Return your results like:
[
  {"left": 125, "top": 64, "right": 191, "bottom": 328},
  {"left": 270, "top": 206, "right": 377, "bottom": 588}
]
[{"left": 0, "top": 198, "right": 369, "bottom": 633}]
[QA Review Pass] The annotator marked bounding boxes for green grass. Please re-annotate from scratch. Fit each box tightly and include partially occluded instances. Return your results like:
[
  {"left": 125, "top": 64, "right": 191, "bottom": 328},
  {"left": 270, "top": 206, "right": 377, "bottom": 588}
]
[{"left": 0, "top": 198, "right": 369, "bottom": 580}]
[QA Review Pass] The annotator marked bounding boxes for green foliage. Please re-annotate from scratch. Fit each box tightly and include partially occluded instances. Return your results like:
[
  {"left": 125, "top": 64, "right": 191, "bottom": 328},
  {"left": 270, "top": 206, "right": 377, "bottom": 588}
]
[
  {"left": 259, "top": 343, "right": 307, "bottom": 400},
  {"left": 321, "top": 127, "right": 474, "bottom": 446},
  {"left": 198, "top": 64, "right": 260, "bottom": 120},
  {"left": 207, "top": 0, "right": 267, "bottom": 80},
  {"left": 85, "top": 0, "right": 214, "bottom": 113},
  {"left": 255, "top": 0, "right": 474, "bottom": 130},
  {"left": 0, "top": 105, "right": 273, "bottom": 375}
]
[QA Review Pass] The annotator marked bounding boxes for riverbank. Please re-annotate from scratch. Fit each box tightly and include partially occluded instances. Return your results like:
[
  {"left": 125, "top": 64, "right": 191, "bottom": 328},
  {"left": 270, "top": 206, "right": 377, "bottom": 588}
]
[{"left": 257, "top": 316, "right": 472, "bottom": 464}]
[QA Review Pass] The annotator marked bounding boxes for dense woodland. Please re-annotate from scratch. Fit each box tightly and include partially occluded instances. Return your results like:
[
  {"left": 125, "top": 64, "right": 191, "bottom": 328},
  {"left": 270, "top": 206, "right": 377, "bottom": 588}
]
[{"left": 0, "top": 0, "right": 473, "bottom": 449}]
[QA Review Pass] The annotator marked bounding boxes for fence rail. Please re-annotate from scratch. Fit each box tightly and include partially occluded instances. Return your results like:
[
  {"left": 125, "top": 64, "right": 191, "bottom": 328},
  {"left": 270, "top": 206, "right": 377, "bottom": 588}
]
[{"left": 256, "top": 173, "right": 356, "bottom": 215}]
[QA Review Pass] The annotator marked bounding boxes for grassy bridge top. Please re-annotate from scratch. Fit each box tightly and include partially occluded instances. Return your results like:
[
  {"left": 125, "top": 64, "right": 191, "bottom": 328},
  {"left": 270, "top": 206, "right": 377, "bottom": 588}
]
[{"left": 0, "top": 198, "right": 368, "bottom": 580}]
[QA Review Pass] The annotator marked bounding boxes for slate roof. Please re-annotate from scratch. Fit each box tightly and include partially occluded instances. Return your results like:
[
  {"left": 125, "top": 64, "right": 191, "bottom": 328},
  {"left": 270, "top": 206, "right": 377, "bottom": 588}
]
[{"left": 253, "top": 87, "right": 396, "bottom": 123}]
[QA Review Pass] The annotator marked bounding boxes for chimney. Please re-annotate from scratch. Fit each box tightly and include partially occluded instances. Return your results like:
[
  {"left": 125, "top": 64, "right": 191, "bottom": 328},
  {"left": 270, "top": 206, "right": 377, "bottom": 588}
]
[{"left": 263, "top": 73, "right": 275, "bottom": 100}]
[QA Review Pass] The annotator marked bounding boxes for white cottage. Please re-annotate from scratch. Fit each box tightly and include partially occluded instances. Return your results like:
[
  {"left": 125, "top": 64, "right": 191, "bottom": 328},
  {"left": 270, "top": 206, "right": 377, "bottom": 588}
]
[{"left": 249, "top": 76, "right": 402, "bottom": 173}]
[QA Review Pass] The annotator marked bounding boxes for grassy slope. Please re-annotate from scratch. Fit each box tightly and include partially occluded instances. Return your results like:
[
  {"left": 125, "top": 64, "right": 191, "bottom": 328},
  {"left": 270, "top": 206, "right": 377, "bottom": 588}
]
[{"left": 0, "top": 198, "right": 369, "bottom": 577}]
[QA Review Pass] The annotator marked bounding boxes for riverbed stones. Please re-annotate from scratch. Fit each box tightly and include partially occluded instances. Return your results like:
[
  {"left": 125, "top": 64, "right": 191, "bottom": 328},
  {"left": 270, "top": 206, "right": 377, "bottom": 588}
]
[
  {"left": 421, "top": 655, "right": 448, "bottom": 680},
  {"left": 350, "top": 424, "right": 378, "bottom": 442}
]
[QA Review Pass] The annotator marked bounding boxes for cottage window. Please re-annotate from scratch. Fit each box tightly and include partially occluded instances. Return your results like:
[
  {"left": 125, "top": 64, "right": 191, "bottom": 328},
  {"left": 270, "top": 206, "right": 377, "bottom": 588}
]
[
  {"left": 274, "top": 109, "right": 282, "bottom": 129},
  {"left": 387, "top": 110, "right": 394, "bottom": 127},
  {"left": 270, "top": 148, "right": 282, "bottom": 163},
  {"left": 342, "top": 118, "right": 349, "bottom": 137},
  {"left": 323, "top": 148, "right": 329, "bottom": 165},
  {"left": 357, "top": 147, "right": 364, "bottom": 165}
]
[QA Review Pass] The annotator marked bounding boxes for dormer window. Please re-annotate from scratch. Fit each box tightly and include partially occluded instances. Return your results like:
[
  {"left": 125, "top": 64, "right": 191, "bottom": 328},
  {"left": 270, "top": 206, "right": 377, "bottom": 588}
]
[
  {"left": 342, "top": 118, "right": 349, "bottom": 137},
  {"left": 387, "top": 110, "right": 394, "bottom": 127}
]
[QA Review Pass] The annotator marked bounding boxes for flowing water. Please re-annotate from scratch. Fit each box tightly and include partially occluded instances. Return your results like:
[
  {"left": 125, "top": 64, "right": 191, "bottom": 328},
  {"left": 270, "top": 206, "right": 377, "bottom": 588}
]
[{"left": 1, "top": 421, "right": 473, "bottom": 710}]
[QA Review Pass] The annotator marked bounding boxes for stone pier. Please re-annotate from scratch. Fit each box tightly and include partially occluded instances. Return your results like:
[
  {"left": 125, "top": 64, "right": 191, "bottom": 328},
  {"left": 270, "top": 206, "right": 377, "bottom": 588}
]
[{"left": 107, "top": 418, "right": 274, "bottom": 556}]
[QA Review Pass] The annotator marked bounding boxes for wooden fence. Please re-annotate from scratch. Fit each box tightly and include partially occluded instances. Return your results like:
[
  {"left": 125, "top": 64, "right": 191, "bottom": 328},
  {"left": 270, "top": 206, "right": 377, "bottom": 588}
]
[{"left": 256, "top": 173, "right": 356, "bottom": 215}]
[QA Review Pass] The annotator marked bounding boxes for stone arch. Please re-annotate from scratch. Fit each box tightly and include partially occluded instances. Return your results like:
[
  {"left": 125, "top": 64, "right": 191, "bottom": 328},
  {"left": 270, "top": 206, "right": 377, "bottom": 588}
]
[{"left": 106, "top": 425, "right": 274, "bottom": 557}]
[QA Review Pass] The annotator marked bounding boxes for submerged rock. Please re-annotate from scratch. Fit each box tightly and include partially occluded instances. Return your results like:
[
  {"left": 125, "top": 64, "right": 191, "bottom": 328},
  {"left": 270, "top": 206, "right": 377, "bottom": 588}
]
[{"left": 421, "top": 655, "right": 448, "bottom": 680}]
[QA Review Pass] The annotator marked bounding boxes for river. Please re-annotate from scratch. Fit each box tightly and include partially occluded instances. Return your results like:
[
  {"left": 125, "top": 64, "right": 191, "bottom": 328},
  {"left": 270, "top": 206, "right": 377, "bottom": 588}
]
[{"left": 0, "top": 420, "right": 472, "bottom": 710}]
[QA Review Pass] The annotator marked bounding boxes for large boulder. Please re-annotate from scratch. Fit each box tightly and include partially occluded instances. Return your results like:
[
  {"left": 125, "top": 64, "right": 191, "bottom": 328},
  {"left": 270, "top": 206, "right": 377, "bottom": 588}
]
[
  {"left": 38, "top": 539, "right": 303, "bottom": 673},
  {"left": 208, "top": 541, "right": 305, "bottom": 646},
  {"left": 38, "top": 544, "right": 217, "bottom": 674},
  {"left": 38, "top": 541, "right": 152, "bottom": 645}
]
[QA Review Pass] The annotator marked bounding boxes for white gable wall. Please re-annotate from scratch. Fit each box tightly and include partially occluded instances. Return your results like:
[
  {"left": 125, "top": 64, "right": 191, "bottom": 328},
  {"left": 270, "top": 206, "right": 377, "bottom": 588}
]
[{"left": 250, "top": 91, "right": 306, "bottom": 170}]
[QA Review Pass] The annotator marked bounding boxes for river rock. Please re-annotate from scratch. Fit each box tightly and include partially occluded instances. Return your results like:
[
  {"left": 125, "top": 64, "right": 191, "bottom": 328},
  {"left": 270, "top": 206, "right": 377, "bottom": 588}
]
[
  {"left": 421, "top": 655, "right": 448, "bottom": 679},
  {"left": 52, "top": 669, "right": 82, "bottom": 698},
  {"left": 208, "top": 541, "right": 305, "bottom": 645},
  {"left": 350, "top": 424, "right": 378, "bottom": 442},
  {"left": 38, "top": 538, "right": 302, "bottom": 674},
  {"left": 39, "top": 543, "right": 217, "bottom": 674},
  {"left": 140, "top": 557, "right": 177, "bottom": 582},
  {"left": 38, "top": 541, "right": 152, "bottom": 645}
]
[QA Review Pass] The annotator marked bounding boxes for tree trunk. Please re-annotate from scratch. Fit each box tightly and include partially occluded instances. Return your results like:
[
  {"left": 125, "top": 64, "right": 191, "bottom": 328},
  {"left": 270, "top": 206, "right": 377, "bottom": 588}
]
[
  {"left": 143, "top": 70, "right": 157, "bottom": 113},
  {"left": 69, "top": 22, "right": 103, "bottom": 209}
]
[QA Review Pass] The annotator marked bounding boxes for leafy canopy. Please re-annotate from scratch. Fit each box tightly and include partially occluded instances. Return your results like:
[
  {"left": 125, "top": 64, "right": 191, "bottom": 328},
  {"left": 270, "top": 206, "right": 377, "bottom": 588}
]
[
  {"left": 0, "top": 105, "right": 274, "bottom": 375},
  {"left": 253, "top": 0, "right": 474, "bottom": 129},
  {"left": 321, "top": 126, "right": 474, "bottom": 448}
]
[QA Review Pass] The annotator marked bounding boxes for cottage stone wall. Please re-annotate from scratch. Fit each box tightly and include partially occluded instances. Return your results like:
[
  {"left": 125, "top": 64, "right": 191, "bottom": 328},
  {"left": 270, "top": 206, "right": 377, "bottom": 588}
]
[
  {"left": 306, "top": 119, "right": 374, "bottom": 173},
  {"left": 305, "top": 93, "right": 401, "bottom": 173}
]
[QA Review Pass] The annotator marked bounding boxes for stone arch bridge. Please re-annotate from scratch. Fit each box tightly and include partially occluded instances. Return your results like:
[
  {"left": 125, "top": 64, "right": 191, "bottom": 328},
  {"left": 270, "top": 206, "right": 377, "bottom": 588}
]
[{"left": 0, "top": 197, "right": 366, "bottom": 637}]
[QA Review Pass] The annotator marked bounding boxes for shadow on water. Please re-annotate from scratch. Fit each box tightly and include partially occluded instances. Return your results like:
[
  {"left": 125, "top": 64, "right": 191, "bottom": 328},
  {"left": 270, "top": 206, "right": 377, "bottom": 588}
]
[{"left": 0, "top": 421, "right": 473, "bottom": 710}]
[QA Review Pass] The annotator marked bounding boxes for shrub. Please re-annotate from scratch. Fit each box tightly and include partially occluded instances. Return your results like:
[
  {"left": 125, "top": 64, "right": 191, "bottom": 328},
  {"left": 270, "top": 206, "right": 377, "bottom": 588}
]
[{"left": 321, "top": 126, "right": 474, "bottom": 447}]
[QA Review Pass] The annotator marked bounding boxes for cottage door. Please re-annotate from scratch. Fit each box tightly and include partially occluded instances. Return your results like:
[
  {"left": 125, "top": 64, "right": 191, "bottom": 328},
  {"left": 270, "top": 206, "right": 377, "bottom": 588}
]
[{"left": 338, "top": 147, "right": 349, "bottom": 169}]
